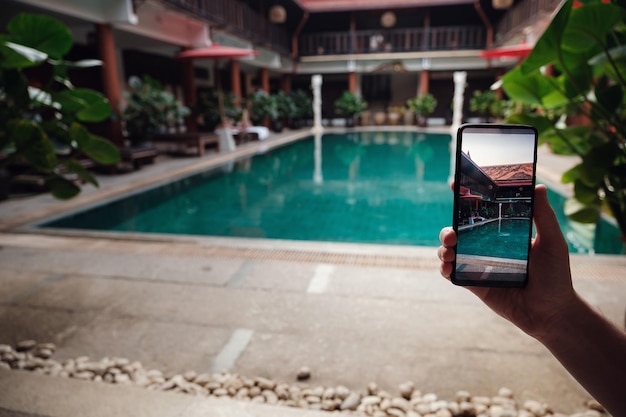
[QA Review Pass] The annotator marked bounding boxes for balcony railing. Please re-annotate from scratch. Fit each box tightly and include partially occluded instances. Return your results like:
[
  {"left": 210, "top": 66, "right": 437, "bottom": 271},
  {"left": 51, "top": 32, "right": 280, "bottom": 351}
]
[
  {"left": 495, "top": 0, "right": 563, "bottom": 44},
  {"left": 299, "top": 26, "right": 486, "bottom": 56},
  {"left": 159, "top": 0, "right": 291, "bottom": 55}
]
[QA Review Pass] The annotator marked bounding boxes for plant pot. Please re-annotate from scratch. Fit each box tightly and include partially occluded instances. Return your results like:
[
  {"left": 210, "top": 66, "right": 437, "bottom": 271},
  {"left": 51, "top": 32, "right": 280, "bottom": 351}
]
[
  {"left": 0, "top": 168, "right": 10, "bottom": 201},
  {"left": 360, "top": 111, "right": 372, "bottom": 126},
  {"left": 387, "top": 112, "right": 400, "bottom": 125},
  {"left": 271, "top": 119, "right": 284, "bottom": 133},
  {"left": 345, "top": 117, "right": 356, "bottom": 128},
  {"left": 374, "top": 112, "right": 387, "bottom": 126},
  {"left": 288, "top": 119, "right": 302, "bottom": 129},
  {"left": 403, "top": 111, "right": 415, "bottom": 125}
]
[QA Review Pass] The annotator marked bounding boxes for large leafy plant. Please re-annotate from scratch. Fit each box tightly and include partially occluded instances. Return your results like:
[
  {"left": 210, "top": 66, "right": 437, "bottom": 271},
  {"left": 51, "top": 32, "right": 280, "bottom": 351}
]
[
  {"left": 247, "top": 90, "right": 278, "bottom": 125},
  {"left": 501, "top": 0, "right": 626, "bottom": 241},
  {"left": 290, "top": 89, "right": 313, "bottom": 120},
  {"left": 0, "top": 13, "right": 119, "bottom": 199},
  {"left": 469, "top": 90, "right": 509, "bottom": 121},
  {"left": 123, "top": 75, "right": 190, "bottom": 145},
  {"left": 334, "top": 91, "right": 367, "bottom": 118},
  {"left": 197, "top": 90, "right": 241, "bottom": 132},
  {"left": 406, "top": 93, "right": 437, "bottom": 118}
]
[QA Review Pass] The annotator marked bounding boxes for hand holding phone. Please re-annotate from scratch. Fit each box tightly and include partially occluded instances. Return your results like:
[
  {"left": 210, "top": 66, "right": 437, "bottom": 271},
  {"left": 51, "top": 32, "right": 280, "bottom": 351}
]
[{"left": 451, "top": 124, "right": 538, "bottom": 287}]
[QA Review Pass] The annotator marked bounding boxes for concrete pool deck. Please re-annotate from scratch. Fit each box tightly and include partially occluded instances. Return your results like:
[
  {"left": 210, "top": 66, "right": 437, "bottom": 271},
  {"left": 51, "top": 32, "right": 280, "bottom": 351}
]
[{"left": 0, "top": 127, "right": 625, "bottom": 416}]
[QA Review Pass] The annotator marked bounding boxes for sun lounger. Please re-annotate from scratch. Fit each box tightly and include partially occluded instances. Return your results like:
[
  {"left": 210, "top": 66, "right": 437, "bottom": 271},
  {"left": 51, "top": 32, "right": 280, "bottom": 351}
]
[{"left": 152, "top": 133, "right": 219, "bottom": 156}]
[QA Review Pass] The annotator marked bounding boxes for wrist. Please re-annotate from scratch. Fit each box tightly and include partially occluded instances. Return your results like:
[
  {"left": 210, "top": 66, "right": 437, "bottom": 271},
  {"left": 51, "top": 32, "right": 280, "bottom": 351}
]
[{"left": 531, "top": 293, "right": 587, "bottom": 346}]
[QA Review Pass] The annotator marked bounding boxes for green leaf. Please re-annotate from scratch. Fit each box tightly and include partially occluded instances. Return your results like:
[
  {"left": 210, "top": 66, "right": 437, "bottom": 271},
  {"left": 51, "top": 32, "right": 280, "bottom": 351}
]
[
  {"left": 70, "top": 124, "right": 119, "bottom": 164},
  {"left": 501, "top": 67, "right": 554, "bottom": 106},
  {"left": 0, "top": 68, "right": 30, "bottom": 107},
  {"left": 580, "top": 142, "right": 617, "bottom": 186},
  {"left": 49, "top": 59, "right": 103, "bottom": 68},
  {"left": 521, "top": 0, "right": 573, "bottom": 74},
  {"left": 7, "top": 13, "right": 73, "bottom": 59},
  {"left": 564, "top": 197, "right": 600, "bottom": 223},
  {"left": 82, "top": 135, "right": 120, "bottom": 165},
  {"left": 589, "top": 45, "right": 626, "bottom": 66},
  {"left": 65, "top": 159, "right": 98, "bottom": 187},
  {"left": 504, "top": 113, "right": 554, "bottom": 135},
  {"left": 540, "top": 126, "right": 591, "bottom": 155},
  {"left": 46, "top": 176, "right": 80, "bottom": 200},
  {"left": 1, "top": 41, "right": 47, "bottom": 68},
  {"left": 75, "top": 92, "right": 111, "bottom": 122},
  {"left": 561, "top": 3, "right": 625, "bottom": 54},
  {"left": 10, "top": 120, "right": 57, "bottom": 170},
  {"left": 557, "top": 55, "right": 593, "bottom": 98},
  {"left": 574, "top": 179, "right": 599, "bottom": 204},
  {"left": 595, "top": 82, "right": 623, "bottom": 114},
  {"left": 54, "top": 89, "right": 112, "bottom": 122},
  {"left": 561, "top": 163, "right": 582, "bottom": 184}
]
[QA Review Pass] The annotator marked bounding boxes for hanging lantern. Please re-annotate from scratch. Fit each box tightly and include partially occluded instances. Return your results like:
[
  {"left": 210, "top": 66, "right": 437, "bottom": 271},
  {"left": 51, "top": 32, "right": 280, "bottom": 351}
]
[
  {"left": 380, "top": 11, "right": 396, "bottom": 28},
  {"left": 269, "top": 5, "right": 287, "bottom": 23},
  {"left": 492, "top": 0, "right": 513, "bottom": 9}
]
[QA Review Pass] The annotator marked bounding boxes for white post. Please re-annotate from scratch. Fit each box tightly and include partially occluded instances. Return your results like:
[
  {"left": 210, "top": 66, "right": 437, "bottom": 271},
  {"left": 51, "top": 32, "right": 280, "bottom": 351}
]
[
  {"left": 312, "top": 74, "right": 323, "bottom": 133},
  {"left": 449, "top": 71, "right": 467, "bottom": 184},
  {"left": 313, "top": 131, "right": 323, "bottom": 184}
]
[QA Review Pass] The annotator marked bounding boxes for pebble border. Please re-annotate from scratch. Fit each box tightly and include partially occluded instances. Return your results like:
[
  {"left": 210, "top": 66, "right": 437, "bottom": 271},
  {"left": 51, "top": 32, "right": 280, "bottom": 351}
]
[{"left": 0, "top": 340, "right": 607, "bottom": 417}]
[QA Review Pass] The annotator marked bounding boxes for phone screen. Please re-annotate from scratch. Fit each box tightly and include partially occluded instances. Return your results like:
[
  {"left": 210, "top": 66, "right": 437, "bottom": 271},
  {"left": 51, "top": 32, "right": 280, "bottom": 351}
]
[{"left": 452, "top": 124, "right": 538, "bottom": 287}]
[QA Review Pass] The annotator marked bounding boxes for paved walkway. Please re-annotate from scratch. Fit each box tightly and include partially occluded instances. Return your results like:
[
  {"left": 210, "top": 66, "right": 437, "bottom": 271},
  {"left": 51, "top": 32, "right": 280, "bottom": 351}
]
[{"left": 0, "top": 127, "right": 624, "bottom": 416}]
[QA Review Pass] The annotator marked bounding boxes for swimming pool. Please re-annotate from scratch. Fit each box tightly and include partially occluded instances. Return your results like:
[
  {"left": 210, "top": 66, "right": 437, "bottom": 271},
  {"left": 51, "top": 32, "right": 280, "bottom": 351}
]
[
  {"left": 457, "top": 218, "right": 532, "bottom": 260},
  {"left": 39, "top": 131, "right": 622, "bottom": 253}
]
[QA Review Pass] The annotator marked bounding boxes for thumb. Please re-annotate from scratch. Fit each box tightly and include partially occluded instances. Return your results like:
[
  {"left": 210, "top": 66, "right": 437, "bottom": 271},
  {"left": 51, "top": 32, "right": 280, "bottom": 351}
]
[{"left": 533, "top": 184, "right": 567, "bottom": 248}]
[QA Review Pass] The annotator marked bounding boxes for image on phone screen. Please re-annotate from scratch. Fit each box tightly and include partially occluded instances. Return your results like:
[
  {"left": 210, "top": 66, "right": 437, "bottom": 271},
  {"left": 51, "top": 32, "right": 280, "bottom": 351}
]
[{"left": 452, "top": 124, "right": 538, "bottom": 287}]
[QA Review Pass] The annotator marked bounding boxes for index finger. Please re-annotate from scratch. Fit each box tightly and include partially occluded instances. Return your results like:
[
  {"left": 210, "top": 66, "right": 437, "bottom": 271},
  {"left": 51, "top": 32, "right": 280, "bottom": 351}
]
[{"left": 439, "top": 227, "right": 457, "bottom": 247}]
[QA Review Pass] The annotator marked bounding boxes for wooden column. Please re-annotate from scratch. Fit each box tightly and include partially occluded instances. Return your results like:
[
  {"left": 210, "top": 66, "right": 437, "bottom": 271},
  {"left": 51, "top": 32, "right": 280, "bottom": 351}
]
[
  {"left": 281, "top": 74, "right": 292, "bottom": 93},
  {"left": 96, "top": 24, "right": 124, "bottom": 146},
  {"left": 261, "top": 68, "right": 270, "bottom": 93},
  {"left": 419, "top": 69, "right": 430, "bottom": 95},
  {"left": 349, "top": 71, "right": 357, "bottom": 93},
  {"left": 181, "top": 58, "right": 197, "bottom": 132},
  {"left": 231, "top": 60, "right": 241, "bottom": 106}
]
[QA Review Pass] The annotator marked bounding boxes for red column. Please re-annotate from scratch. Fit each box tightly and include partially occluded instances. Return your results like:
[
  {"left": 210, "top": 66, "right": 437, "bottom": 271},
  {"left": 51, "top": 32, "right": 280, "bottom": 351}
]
[
  {"left": 181, "top": 58, "right": 197, "bottom": 132},
  {"left": 96, "top": 24, "right": 124, "bottom": 146},
  {"left": 281, "top": 74, "right": 292, "bottom": 93},
  {"left": 419, "top": 69, "right": 430, "bottom": 95},
  {"left": 261, "top": 68, "right": 270, "bottom": 93},
  {"left": 348, "top": 72, "right": 357, "bottom": 93},
  {"left": 230, "top": 60, "right": 241, "bottom": 106}
]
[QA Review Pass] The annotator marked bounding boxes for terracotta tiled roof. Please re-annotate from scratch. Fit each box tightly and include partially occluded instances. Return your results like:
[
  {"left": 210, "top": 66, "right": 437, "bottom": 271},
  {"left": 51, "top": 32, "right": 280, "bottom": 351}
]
[
  {"left": 294, "top": 0, "right": 474, "bottom": 12},
  {"left": 481, "top": 163, "right": 534, "bottom": 184}
]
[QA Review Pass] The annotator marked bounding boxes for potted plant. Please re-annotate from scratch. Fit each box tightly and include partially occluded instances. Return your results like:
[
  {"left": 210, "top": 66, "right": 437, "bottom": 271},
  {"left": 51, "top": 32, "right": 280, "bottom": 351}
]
[
  {"left": 274, "top": 90, "right": 297, "bottom": 132},
  {"left": 334, "top": 91, "right": 367, "bottom": 127},
  {"left": 123, "top": 75, "right": 190, "bottom": 146},
  {"left": 469, "top": 90, "right": 498, "bottom": 122},
  {"left": 0, "top": 13, "right": 119, "bottom": 200},
  {"left": 501, "top": 0, "right": 626, "bottom": 244},
  {"left": 289, "top": 90, "right": 312, "bottom": 128},
  {"left": 407, "top": 93, "right": 437, "bottom": 126},
  {"left": 196, "top": 90, "right": 242, "bottom": 132},
  {"left": 247, "top": 90, "right": 278, "bottom": 128}
]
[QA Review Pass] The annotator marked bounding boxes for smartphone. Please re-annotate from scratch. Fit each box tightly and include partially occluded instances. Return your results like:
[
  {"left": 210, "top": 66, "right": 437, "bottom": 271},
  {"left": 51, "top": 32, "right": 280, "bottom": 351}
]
[{"left": 451, "top": 124, "right": 538, "bottom": 288}]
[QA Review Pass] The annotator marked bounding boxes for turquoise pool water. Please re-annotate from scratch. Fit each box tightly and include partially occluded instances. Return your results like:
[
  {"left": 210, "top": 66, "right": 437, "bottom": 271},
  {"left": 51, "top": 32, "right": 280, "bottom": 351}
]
[
  {"left": 457, "top": 219, "right": 532, "bottom": 260},
  {"left": 40, "top": 131, "right": 622, "bottom": 253}
]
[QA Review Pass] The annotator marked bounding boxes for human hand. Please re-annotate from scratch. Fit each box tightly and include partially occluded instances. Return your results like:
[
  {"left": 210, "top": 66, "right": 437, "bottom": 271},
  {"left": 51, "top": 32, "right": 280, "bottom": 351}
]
[{"left": 437, "top": 184, "right": 577, "bottom": 340}]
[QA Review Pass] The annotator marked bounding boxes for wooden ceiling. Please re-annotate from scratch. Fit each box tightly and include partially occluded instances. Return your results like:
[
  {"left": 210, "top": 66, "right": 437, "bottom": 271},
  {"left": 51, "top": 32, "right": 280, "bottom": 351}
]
[{"left": 294, "top": 0, "right": 475, "bottom": 12}]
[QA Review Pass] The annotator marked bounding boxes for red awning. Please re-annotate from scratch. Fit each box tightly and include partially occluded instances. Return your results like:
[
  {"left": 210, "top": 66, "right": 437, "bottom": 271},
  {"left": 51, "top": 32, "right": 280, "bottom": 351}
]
[
  {"left": 174, "top": 44, "right": 258, "bottom": 60},
  {"left": 480, "top": 43, "right": 533, "bottom": 59}
]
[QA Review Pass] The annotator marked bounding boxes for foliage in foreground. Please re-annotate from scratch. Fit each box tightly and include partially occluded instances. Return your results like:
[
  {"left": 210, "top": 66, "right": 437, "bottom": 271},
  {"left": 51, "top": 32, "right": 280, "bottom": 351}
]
[
  {"left": 0, "top": 13, "right": 120, "bottom": 199},
  {"left": 502, "top": 0, "right": 626, "bottom": 241}
]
